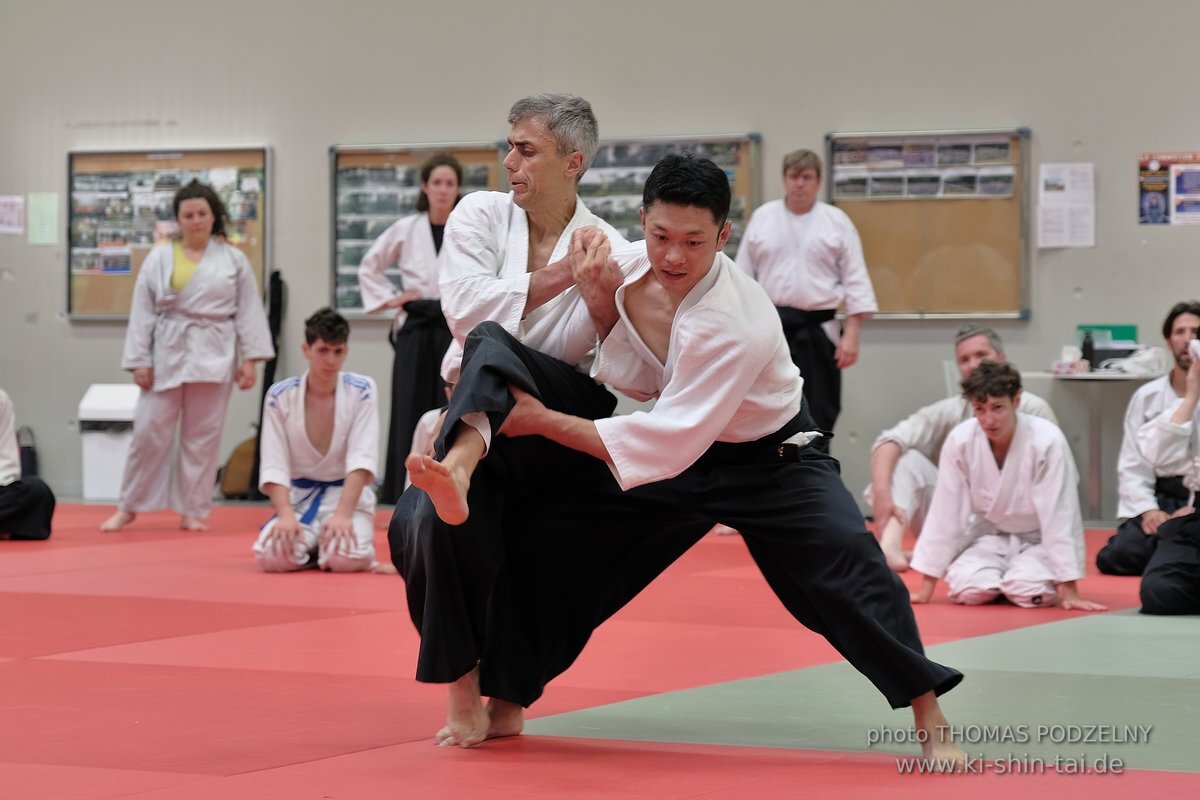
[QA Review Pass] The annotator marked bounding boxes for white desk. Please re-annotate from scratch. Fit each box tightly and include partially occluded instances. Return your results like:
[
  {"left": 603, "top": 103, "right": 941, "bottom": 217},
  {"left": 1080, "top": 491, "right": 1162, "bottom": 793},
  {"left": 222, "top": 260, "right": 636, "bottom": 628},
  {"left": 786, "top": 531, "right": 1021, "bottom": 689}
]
[{"left": 1023, "top": 371, "right": 1161, "bottom": 521}]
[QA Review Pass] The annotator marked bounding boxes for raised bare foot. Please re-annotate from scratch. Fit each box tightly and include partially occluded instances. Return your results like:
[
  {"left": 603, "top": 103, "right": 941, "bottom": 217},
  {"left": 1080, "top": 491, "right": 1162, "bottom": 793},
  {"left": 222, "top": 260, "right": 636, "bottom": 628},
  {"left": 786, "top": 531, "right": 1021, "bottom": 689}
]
[
  {"left": 485, "top": 698, "right": 525, "bottom": 740},
  {"left": 710, "top": 523, "right": 740, "bottom": 536},
  {"left": 406, "top": 453, "right": 470, "bottom": 525},
  {"left": 180, "top": 516, "right": 210, "bottom": 532},
  {"left": 433, "top": 668, "right": 490, "bottom": 748},
  {"left": 99, "top": 510, "right": 136, "bottom": 532}
]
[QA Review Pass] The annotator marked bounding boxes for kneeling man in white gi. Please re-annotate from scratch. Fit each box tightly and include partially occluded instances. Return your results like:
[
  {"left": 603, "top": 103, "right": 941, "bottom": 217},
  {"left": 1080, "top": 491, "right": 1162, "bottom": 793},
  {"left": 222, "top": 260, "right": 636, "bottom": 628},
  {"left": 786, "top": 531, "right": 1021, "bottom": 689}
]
[
  {"left": 253, "top": 308, "right": 381, "bottom": 573},
  {"left": 910, "top": 362, "right": 1105, "bottom": 610}
]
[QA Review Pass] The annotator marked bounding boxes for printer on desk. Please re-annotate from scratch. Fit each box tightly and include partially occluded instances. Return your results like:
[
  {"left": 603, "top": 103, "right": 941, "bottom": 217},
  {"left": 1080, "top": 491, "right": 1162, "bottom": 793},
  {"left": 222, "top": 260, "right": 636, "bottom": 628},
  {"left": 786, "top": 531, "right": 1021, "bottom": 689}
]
[{"left": 1077, "top": 324, "right": 1166, "bottom": 374}]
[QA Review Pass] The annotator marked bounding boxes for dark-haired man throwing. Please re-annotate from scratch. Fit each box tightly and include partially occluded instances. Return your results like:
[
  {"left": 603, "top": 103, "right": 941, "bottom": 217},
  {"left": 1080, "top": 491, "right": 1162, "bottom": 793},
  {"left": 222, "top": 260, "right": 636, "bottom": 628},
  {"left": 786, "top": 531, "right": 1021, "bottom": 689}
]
[{"left": 494, "top": 153, "right": 966, "bottom": 766}]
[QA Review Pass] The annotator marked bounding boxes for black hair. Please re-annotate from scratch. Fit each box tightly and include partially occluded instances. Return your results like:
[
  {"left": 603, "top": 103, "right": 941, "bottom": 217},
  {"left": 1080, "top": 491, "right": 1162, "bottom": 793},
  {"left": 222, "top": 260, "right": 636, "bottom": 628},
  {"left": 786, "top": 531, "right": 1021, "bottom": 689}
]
[
  {"left": 641, "top": 153, "right": 731, "bottom": 226},
  {"left": 1161, "top": 301, "right": 1200, "bottom": 339},
  {"left": 416, "top": 153, "right": 464, "bottom": 213},
  {"left": 172, "top": 179, "right": 229, "bottom": 237},
  {"left": 304, "top": 307, "right": 350, "bottom": 345}
]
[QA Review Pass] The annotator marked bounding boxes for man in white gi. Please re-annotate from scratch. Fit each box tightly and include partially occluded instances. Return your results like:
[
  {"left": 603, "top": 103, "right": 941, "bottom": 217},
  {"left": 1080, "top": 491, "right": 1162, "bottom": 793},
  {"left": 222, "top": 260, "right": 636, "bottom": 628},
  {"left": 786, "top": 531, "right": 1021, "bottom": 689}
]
[
  {"left": 909, "top": 362, "right": 1105, "bottom": 610},
  {"left": 736, "top": 149, "right": 877, "bottom": 433},
  {"left": 449, "top": 154, "right": 968, "bottom": 767},
  {"left": 1134, "top": 334, "right": 1200, "bottom": 613},
  {"left": 868, "top": 325, "right": 1058, "bottom": 572},
  {"left": 1096, "top": 302, "right": 1200, "bottom": 575},
  {"left": 390, "top": 93, "right": 627, "bottom": 747},
  {"left": 253, "top": 308, "right": 380, "bottom": 573},
  {"left": 0, "top": 388, "right": 55, "bottom": 540}
]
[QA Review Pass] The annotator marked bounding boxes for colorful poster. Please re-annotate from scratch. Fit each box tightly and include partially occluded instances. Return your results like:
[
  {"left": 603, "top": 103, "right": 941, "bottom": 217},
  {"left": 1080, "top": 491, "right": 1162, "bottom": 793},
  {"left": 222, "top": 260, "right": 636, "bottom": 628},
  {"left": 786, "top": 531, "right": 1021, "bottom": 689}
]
[{"left": 1138, "top": 151, "right": 1200, "bottom": 225}]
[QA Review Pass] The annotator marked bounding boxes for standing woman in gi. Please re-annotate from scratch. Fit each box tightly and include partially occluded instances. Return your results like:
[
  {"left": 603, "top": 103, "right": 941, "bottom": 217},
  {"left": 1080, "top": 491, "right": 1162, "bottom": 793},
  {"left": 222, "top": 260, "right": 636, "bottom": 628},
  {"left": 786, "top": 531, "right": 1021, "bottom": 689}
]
[
  {"left": 357, "top": 153, "right": 461, "bottom": 503},
  {"left": 100, "top": 180, "right": 274, "bottom": 532}
]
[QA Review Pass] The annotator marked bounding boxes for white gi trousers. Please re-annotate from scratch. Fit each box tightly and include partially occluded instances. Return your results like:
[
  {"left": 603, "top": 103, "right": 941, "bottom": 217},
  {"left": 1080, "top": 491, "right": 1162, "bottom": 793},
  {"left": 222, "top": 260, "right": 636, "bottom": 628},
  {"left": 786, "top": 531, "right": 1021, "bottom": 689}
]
[
  {"left": 253, "top": 481, "right": 375, "bottom": 572},
  {"left": 118, "top": 381, "right": 232, "bottom": 519},
  {"left": 944, "top": 532, "right": 1058, "bottom": 608}
]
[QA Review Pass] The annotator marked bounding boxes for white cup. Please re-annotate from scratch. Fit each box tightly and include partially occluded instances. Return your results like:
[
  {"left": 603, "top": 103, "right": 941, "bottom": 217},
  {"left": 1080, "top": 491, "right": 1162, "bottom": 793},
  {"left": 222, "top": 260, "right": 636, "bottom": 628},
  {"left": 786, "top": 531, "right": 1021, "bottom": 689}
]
[{"left": 1189, "top": 338, "right": 1200, "bottom": 360}]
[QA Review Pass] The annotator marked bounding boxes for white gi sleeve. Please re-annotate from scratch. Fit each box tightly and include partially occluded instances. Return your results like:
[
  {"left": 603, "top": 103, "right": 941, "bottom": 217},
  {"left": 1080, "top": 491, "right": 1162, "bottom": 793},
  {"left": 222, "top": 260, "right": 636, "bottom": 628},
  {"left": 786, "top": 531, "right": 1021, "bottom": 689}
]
[
  {"left": 1137, "top": 402, "right": 1195, "bottom": 476},
  {"left": 871, "top": 397, "right": 959, "bottom": 462},
  {"left": 258, "top": 387, "right": 292, "bottom": 491},
  {"left": 1021, "top": 393, "right": 1059, "bottom": 427},
  {"left": 832, "top": 211, "right": 877, "bottom": 317},
  {"left": 593, "top": 308, "right": 776, "bottom": 490},
  {"left": 1031, "top": 435, "right": 1086, "bottom": 582},
  {"left": 1117, "top": 390, "right": 1160, "bottom": 519},
  {"left": 909, "top": 429, "right": 976, "bottom": 579},
  {"left": 121, "top": 247, "right": 164, "bottom": 371},
  {"left": 357, "top": 218, "right": 407, "bottom": 314},
  {"left": 231, "top": 249, "right": 275, "bottom": 362},
  {"left": 344, "top": 377, "right": 380, "bottom": 480},
  {"left": 439, "top": 194, "right": 529, "bottom": 344}
]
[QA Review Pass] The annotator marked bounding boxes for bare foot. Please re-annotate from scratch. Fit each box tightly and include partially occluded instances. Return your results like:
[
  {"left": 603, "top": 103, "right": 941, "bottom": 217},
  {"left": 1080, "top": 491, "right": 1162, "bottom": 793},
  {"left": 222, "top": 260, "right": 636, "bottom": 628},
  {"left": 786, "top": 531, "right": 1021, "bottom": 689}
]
[
  {"left": 433, "top": 668, "right": 490, "bottom": 748},
  {"left": 485, "top": 698, "right": 525, "bottom": 740},
  {"left": 912, "top": 690, "right": 968, "bottom": 772},
  {"left": 180, "top": 516, "right": 210, "bottom": 532},
  {"left": 99, "top": 510, "right": 136, "bottom": 532},
  {"left": 709, "top": 523, "right": 740, "bottom": 536},
  {"left": 371, "top": 561, "right": 399, "bottom": 575},
  {"left": 406, "top": 453, "right": 470, "bottom": 525}
]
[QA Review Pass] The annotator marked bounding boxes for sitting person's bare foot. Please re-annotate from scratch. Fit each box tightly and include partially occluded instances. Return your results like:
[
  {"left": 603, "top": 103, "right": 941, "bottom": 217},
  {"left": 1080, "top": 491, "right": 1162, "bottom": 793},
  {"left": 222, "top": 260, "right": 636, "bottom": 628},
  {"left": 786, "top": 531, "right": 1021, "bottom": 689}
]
[
  {"left": 99, "top": 510, "right": 136, "bottom": 532},
  {"left": 434, "top": 668, "right": 490, "bottom": 748},
  {"left": 371, "top": 561, "right": 399, "bottom": 575},
  {"left": 485, "top": 698, "right": 524, "bottom": 740},
  {"left": 406, "top": 453, "right": 470, "bottom": 525},
  {"left": 180, "top": 515, "right": 210, "bottom": 532}
]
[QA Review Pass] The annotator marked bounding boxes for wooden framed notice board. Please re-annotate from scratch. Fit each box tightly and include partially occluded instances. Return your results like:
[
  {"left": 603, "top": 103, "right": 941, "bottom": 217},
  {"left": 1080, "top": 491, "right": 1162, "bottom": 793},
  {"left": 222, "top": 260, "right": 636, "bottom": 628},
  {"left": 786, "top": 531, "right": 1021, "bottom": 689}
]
[
  {"left": 826, "top": 128, "right": 1030, "bottom": 319},
  {"left": 330, "top": 143, "right": 506, "bottom": 315},
  {"left": 579, "top": 133, "right": 760, "bottom": 259},
  {"left": 68, "top": 148, "right": 269, "bottom": 318}
]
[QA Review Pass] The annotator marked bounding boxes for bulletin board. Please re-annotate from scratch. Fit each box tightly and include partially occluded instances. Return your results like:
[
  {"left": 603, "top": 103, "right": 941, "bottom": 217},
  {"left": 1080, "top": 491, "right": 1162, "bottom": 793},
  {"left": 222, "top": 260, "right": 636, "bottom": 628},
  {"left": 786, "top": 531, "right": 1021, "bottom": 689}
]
[
  {"left": 826, "top": 129, "right": 1030, "bottom": 319},
  {"left": 68, "top": 148, "right": 269, "bottom": 318},
  {"left": 579, "top": 133, "right": 760, "bottom": 259},
  {"left": 330, "top": 143, "right": 506, "bottom": 315}
]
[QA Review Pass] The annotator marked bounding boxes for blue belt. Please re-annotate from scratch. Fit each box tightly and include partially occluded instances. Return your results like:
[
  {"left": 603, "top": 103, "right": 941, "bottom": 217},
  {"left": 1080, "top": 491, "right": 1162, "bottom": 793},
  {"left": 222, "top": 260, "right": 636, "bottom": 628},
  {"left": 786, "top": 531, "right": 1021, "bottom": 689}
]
[{"left": 291, "top": 478, "right": 345, "bottom": 526}]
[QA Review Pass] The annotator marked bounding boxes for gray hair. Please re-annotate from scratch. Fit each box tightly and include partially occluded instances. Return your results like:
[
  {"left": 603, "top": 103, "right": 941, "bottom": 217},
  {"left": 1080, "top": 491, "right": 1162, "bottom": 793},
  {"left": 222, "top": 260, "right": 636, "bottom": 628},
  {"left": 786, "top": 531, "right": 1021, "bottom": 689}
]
[
  {"left": 508, "top": 93, "right": 599, "bottom": 178},
  {"left": 955, "top": 323, "right": 1005, "bottom": 355}
]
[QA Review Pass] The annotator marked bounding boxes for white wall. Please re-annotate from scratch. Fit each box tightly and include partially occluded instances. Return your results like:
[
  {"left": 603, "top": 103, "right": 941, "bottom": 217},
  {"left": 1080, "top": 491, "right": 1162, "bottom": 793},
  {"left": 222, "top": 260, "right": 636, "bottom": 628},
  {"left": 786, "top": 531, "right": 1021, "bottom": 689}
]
[{"left": 2, "top": 0, "right": 1197, "bottom": 519}]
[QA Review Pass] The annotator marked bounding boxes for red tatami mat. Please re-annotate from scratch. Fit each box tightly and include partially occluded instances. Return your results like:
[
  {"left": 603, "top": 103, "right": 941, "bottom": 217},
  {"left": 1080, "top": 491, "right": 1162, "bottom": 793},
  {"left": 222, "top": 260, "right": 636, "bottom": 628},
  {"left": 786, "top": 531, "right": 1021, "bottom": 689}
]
[{"left": 0, "top": 503, "right": 1174, "bottom": 798}]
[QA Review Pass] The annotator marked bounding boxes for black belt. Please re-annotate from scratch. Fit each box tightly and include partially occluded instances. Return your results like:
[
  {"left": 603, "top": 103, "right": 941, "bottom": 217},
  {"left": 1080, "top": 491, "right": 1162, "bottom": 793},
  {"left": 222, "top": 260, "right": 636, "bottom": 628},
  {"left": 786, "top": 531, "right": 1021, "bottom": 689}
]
[
  {"left": 776, "top": 307, "right": 836, "bottom": 328},
  {"left": 1155, "top": 475, "right": 1190, "bottom": 502},
  {"left": 693, "top": 406, "right": 821, "bottom": 468}
]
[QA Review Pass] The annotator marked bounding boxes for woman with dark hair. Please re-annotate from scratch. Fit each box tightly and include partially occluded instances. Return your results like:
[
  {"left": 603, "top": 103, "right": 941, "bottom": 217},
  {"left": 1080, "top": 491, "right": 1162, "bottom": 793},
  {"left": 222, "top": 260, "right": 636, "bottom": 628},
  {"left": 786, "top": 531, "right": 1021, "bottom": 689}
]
[
  {"left": 101, "top": 180, "right": 274, "bottom": 532},
  {"left": 358, "top": 154, "right": 461, "bottom": 503}
]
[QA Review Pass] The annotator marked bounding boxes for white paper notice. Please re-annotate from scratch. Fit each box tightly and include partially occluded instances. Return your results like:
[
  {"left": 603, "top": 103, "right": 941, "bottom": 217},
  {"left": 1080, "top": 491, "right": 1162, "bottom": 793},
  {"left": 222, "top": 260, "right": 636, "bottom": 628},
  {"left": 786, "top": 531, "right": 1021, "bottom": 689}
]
[
  {"left": 1038, "top": 163, "right": 1095, "bottom": 248},
  {"left": 0, "top": 195, "right": 24, "bottom": 234}
]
